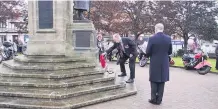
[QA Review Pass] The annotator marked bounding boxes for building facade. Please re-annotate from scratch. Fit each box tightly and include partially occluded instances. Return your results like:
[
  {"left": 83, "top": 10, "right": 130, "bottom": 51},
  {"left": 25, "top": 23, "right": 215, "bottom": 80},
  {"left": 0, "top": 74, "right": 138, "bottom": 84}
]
[{"left": 0, "top": 18, "right": 28, "bottom": 45}]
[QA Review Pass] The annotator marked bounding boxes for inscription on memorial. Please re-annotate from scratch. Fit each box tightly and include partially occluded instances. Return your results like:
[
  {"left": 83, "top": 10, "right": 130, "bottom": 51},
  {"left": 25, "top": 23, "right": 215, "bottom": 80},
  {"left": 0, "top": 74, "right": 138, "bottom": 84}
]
[
  {"left": 74, "top": 31, "right": 91, "bottom": 48},
  {"left": 38, "top": 1, "right": 53, "bottom": 29}
]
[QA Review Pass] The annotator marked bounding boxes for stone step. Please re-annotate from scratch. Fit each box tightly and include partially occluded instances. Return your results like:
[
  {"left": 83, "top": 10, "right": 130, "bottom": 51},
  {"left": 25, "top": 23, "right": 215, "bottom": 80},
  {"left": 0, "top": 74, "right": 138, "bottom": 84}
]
[
  {"left": 0, "top": 108, "right": 13, "bottom": 109},
  {"left": 0, "top": 74, "right": 115, "bottom": 88},
  {"left": 2, "top": 60, "right": 96, "bottom": 71},
  {"left": 0, "top": 81, "right": 125, "bottom": 99},
  {"left": 14, "top": 55, "right": 86, "bottom": 63},
  {"left": 0, "top": 85, "right": 137, "bottom": 109},
  {"left": 0, "top": 65, "right": 104, "bottom": 79}
]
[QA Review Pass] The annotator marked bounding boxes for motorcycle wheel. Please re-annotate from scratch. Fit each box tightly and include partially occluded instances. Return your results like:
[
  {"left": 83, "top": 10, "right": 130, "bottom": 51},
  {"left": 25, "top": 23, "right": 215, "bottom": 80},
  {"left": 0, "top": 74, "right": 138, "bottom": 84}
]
[
  {"left": 139, "top": 57, "right": 147, "bottom": 67},
  {"left": 184, "top": 66, "right": 189, "bottom": 70},
  {"left": 197, "top": 66, "right": 211, "bottom": 75}
]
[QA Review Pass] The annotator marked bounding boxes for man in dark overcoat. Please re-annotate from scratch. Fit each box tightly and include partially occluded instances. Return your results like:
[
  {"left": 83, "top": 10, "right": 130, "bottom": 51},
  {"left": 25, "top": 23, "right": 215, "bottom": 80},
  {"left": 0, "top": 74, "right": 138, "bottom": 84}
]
[
  {"left": 103, "top": 33, "right": 137, "bottom": 83},
  {"left": 146, "top": 23, "right": 172, "bottom": 105}
]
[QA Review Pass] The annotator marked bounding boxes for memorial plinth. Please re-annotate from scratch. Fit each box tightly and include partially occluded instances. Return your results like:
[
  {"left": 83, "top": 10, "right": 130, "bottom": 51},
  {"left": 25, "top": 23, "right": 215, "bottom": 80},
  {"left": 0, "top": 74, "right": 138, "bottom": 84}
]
[{"left": 0, "top": 1, "right": 137, "bottom": 109}]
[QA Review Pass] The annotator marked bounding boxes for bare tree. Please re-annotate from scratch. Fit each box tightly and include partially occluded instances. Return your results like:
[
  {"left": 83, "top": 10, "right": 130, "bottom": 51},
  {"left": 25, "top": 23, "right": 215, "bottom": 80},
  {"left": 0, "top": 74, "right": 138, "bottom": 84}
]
[
  {"left": 0, "top": 1, "right": 21, "bottom": 23},
  {"left": 90, "top": 1, "right": 123, "bottom": 33},
  {"left": 121, "top": 1, "right": 155, "bottom": 40},
  {"left": 155, "top": 1, "right": 218, "bottom": 51}
]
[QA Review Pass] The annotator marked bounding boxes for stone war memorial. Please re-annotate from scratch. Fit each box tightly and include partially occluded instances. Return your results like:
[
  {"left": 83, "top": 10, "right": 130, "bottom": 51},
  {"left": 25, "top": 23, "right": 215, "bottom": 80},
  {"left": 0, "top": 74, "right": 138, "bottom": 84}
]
[{"left": 0, "top": 0, "right": 137, "bottom": 109}]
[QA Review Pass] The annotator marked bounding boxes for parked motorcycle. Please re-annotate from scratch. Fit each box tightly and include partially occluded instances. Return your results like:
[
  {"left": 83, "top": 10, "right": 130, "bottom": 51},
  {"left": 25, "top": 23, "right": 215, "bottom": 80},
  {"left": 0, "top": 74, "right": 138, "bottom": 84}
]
[
  {"left": 137, "top": 41, "right": 149, "bottom": 67},
  {"left": 0, "top": 42, "right": 14, "bottom": 63},
  {"left": 182, "top": 51, "right": 211, "bottom": 75}
]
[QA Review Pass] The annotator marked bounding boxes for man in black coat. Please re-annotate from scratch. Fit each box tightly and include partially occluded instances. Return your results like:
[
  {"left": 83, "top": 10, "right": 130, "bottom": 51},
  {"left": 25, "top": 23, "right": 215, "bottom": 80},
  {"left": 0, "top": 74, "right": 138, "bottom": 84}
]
[
  {"left": 146, "top": 23, "right": 172, "bottom": 105},
  {"left": 103, "top": 33, "right": 137, "bottom": 83},
  {"left": 215, "top": 44, "right": 218, "bottom": 70}
]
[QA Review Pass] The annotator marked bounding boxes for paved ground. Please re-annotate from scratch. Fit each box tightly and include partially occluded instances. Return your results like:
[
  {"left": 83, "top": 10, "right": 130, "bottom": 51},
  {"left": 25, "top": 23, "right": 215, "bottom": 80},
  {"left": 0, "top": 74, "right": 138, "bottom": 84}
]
[{"left": 81, "top": 62, "right": 218, "bottom": 109}]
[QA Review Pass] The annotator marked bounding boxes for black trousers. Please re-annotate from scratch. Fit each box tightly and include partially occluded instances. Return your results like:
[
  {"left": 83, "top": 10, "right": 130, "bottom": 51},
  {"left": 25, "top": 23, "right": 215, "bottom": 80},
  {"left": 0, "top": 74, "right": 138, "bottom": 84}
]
[
  {"left": 119, "top": 54, "right": 136, "bottom": 79},
  {"left": 216, "top": 57, "right": 218, "bottom": 70},
  {"left": 98, "top": 53, "right": 101, "bottom": 62},
  {"left": 150, "top": 82, "right": 165, "bottom": 103}
]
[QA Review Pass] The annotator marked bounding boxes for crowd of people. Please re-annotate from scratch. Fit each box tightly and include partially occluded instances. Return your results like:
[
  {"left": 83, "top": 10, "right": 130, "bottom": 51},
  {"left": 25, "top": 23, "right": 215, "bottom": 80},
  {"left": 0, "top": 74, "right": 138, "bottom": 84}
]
[{"left": 97, "top": 23, "right": 172, "bottom": 105}]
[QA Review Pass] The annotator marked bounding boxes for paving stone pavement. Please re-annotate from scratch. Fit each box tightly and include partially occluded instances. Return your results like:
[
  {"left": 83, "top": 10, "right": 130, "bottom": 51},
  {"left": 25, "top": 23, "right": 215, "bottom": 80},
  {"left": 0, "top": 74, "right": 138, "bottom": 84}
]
[{"left": 80, "top": 62, "right": 218, "bottom": 109}]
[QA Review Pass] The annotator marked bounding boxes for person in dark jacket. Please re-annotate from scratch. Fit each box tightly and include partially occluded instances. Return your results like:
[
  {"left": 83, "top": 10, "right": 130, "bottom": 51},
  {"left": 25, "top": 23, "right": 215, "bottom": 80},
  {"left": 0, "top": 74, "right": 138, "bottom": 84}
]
[
  {"left": 97, "top": 33, "right": 104, "bottom": 62},
  {"left": 103, "top": 33, "right": 137, "bottom": 83},
  {"left": 146, "top": 23, "right": 172, "bottom": 105},
  {"left": 215, "top": 44, "right": 218, "bottom": 70}
]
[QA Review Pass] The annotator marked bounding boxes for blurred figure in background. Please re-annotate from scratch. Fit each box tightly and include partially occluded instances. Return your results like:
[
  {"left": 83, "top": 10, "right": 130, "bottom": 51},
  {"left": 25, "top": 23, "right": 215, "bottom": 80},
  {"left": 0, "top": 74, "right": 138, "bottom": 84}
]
[
  {"left": 9, "top": 40, "right": 17, "bottom": 56},
  {"left": 136, "top": 36, "right": 148, "bottom": 61},
  {"left": 97, "top": 33, "right": 105, "bottom": 61},
  {"left": 215, "top": 44, "right": 218, "bottom": 70},
  {"left": 18, "top": 38, "right": 23, "bottom": 53},
  {"left": 136, "top": 35, "right": 145, "bottom": 46},
  {"left": 13, "top": 37, "right": 19, "bottom": 53},
  {"left": 187, "top": 37, "right": 196, "bottom": 53}
]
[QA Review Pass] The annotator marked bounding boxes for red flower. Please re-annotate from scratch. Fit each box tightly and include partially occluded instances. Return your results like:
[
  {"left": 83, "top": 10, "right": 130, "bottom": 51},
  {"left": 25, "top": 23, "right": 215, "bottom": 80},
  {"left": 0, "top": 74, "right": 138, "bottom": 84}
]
[{"left": 100, "top": 54, "right": 106, "bottom": 68}]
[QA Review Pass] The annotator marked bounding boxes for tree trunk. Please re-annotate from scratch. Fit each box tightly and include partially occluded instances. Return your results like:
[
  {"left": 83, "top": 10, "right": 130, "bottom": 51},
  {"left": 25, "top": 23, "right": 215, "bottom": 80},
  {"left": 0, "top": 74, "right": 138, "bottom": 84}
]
[
  {"left": 135, "top": 33, "right": 141, "bottom": 39},
  {"left": 133, "top": 33, "right": 139, "bottom": 42},
  {"left": 183, "top": 32, "right": 189, "bottom": 53}
]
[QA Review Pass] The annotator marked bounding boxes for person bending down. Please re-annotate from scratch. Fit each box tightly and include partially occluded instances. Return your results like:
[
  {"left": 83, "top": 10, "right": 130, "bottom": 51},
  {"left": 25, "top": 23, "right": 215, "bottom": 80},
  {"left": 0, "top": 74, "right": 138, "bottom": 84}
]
[{"left": 103, "top": 33, "right": 137, "bottom": 83}]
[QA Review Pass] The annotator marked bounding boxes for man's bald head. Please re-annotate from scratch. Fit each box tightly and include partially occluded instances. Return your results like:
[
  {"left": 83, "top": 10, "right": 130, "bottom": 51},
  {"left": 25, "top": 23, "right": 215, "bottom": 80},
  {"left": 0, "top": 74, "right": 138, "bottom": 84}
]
[
  {"left": 155, "top": 23, "right": 164, "bottom": 33},
  {"left": 112, "top": 33, "right": 121, "bottom": 43}
]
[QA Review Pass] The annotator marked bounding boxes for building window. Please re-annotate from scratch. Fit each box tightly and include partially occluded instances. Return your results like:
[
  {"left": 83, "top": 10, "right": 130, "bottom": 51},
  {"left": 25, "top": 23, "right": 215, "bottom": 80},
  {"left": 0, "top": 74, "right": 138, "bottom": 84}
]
[
  {"left": 38, "top": 0, "right": 53, "bottom": 29},
  {"left": 0, "top": 22, "right": 6, "bottom": 28},
  {"left": 0, "top": 35, "right": 6, "bottom": 43},
  {"left": 3, "top": 35, "right": 7, "bottom": 41}
]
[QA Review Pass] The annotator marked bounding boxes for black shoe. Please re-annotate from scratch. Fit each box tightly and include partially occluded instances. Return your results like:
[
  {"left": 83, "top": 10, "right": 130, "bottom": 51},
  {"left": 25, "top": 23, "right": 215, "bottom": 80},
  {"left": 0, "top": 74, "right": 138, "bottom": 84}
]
[
  {"left": 126, "top": 79, "right": 134, "bottom": 83},
  {"left": 148, "top": 99, "right": 157, "bottom": 105},
  {"left": 156, "top": 102, "right": 161, "bottom": 105},
  {"left": 118, "top": 73, "right": 126, "bottom": 77}
]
